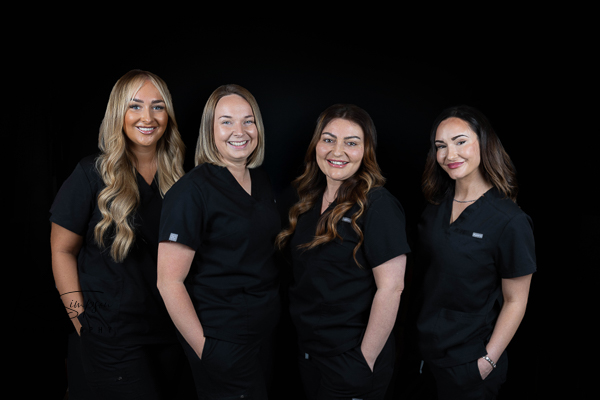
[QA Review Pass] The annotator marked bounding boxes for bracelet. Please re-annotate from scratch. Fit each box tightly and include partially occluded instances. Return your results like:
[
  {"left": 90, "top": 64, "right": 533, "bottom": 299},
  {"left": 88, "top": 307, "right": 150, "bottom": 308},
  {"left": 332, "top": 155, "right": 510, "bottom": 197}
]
[{"left": 482, "top": 355, "right": 497, "bottom": 369}]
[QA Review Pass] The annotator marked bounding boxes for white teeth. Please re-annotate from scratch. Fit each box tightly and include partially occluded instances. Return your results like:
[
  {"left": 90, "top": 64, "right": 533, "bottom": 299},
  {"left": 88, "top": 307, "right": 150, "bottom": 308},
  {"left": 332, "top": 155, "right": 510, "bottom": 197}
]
[
  {"left": 229, "top": 140, "right": 248, "bottom": 146},
  {"left": 329, "top": 160, "right": 348, "bottom": 165},
  {"left": 137, "top": 127, "right": 155, "bottom": 133}
]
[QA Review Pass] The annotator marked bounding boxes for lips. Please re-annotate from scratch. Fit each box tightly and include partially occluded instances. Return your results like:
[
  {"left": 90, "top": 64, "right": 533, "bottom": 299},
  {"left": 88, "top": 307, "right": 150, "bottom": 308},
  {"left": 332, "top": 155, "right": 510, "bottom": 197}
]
[
  {"left": 228, "top": 140, "right": 249, "bottom": 148},
  {"left": 327, "top": 159, "right": 349, "bottom": 168},
  {"left": 447, "top": 162, "right": 464, "bottom": 169},
  {"left": 136, "top": 126, "right": 157, "bottom": 135}
]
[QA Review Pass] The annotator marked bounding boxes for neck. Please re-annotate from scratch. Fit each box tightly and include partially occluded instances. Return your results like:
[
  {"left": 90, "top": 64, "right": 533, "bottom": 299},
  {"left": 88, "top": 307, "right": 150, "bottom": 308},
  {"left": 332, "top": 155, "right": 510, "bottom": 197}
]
[
  {"left": 324, "top": 179, "right": 342, "bottom": 202},
  {"left": 454, "top": 176, "right": 492, "bottom": 201}
]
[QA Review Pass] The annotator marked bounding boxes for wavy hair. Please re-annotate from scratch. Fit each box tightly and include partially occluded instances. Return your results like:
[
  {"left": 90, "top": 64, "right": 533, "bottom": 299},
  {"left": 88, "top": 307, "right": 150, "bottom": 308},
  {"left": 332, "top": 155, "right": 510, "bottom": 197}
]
[
  {"left": 94, "top": 69, "right": 185, "bottom": 262},
  {"left": 195, "top": 84, "right": 265, "bottom": 168},
  {"left": 422, "top": 105, "right": 518, "bottom": 204},
  {"left": 275, "top": 104, "right": 385, "bottom": 268}
]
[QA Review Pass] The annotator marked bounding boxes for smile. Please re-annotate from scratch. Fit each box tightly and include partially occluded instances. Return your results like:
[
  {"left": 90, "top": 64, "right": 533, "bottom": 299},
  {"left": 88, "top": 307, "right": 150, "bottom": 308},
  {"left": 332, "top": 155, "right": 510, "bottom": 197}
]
[
  {"left": 327, "top": 159, "right": 349, "bottom": 167},
  {"left": 447, "top": 162, "right": 464, "bottom": 169},
  {"left": 136, "top": 127, "right": 156, "bottom": 135},
  {"left": 228, "top": 140, "right": 249, "bottom": 147}
]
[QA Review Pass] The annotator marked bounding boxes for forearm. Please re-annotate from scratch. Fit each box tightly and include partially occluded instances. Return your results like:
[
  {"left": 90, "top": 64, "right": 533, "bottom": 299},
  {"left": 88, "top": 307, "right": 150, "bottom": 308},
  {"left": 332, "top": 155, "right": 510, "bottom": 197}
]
[
  {"left": 485, "top": 299, "right": 528, "bottom": 363},
  {"left": 51, "top": 224, "right": 84, "bottom": 332},
  {"left": 158, "top": 280, "right": 205, "bottom": 356},
  {"left": 478, "top": 274, "right": 532, "bottom": 378},
  {"left": 361, "top": 287, "right": 402, "bottom": 368}
]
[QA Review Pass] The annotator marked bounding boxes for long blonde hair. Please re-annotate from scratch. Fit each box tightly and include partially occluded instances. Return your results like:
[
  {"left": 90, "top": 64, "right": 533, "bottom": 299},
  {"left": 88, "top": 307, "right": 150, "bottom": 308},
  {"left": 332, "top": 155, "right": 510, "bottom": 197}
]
[
  {"left": 94, "top": 70, "right": 185, "bottom": 262},
  {"left": 275, "top": 104, "right": 385, "bottom": 268}
]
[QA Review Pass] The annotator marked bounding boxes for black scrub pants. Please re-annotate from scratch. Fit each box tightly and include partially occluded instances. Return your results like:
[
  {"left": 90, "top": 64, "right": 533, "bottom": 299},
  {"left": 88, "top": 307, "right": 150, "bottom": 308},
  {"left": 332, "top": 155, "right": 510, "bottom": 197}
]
[
  {"left": 298, "top": 334, "right": 395, "bottom": 400},
  {"left": 426, "top": 351, "right": 508, "bottom": 400},
  {"left": 178, "top": 331, "right": 273, "bottom": 400},
  {"left": 67, "top": 330, "right": 195, "bottom": 400}
]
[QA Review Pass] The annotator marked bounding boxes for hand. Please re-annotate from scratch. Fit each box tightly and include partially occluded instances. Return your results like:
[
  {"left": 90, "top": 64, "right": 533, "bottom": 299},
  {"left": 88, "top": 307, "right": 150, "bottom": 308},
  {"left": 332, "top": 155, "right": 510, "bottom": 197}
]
[
  {"left": 194, "top": 336, "right": 207, "bottom": 360},
  {"left": 360, "top": 344, "right": 377, "bottom": 372},
  {"left": 477, "top": 357, "right": 494, "bottom": 380}
]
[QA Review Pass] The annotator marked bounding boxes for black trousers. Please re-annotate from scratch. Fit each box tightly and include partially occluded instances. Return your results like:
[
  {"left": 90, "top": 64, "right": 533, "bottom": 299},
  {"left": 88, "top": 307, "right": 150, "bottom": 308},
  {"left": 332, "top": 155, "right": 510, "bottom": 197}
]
[
  {"left": 178, "top": 332, "right": 272, "bottom": 400},
  {"left": 426, "top": 351, "right": 508, "bottom": 400},
  {"left": 298, "top": 334, "right": 395, "bottom": 400},
  {"left": 67, "top": 330, "right": 196, "bottom": 400}
]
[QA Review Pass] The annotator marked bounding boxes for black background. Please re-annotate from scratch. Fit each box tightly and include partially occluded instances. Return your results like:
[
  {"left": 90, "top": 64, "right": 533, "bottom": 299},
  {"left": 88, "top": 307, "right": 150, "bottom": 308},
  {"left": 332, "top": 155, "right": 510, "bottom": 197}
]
[{"left": 14, "top": 24, "right": 594, "bottom": 399}]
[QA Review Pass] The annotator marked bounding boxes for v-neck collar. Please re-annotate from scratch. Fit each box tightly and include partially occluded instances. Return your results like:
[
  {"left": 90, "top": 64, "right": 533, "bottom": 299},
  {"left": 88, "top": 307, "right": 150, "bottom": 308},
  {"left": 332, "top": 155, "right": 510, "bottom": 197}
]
[
  {"left": 446, "top": 187, "right": 494, "bottom": 228},
  {"left": 218, "top": 164, "right": 257, "bottom": 200}
]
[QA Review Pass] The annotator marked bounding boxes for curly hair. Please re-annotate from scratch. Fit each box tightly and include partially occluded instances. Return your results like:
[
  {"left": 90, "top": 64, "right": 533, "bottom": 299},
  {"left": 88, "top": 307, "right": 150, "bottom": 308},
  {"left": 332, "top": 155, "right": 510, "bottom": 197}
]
[
  {"left": 94, "top": 69, "right": 185, "bottom": 262},
  {"left": 275, "top": 104, "right": 385, "bottom": 268}
]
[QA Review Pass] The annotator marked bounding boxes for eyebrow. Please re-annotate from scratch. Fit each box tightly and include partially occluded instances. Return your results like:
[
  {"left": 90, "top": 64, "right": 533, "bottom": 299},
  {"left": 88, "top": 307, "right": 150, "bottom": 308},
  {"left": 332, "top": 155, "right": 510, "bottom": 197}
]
[
  {"left": 322, "top": 132, "right": 362, "bottom": 140},
  {"left": 218, "top": 114, "right": 254, "bottom": 119},
  {"left": 435, "top": 134, "right": 469, "bottom": 143},
  {"left": 130, "top": 98, "right": 165, "bottom": 104}
]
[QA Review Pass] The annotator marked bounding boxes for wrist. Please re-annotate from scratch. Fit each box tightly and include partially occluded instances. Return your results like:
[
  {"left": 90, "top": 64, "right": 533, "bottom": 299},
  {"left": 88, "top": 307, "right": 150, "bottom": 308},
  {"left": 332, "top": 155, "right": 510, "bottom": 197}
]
[{"left": 481, "top": 355, "right": 497, "bottom": 369}]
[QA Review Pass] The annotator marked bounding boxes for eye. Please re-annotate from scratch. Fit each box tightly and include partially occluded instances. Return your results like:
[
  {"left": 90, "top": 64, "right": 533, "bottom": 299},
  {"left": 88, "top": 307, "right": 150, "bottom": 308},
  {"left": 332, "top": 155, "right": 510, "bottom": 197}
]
[
  {"left": 323, "top": 138, "right": 334, "bottom": 143},
  {"left": 244, "top": 119, "right": 255, "bottom": 125},
  {"left": 152, "top": 105, "right": 165, "bottom": 111},
  {"left": 346, "top": 141, "right": 357, "bottom": 146},
  {"left": 435, "top": 144, "right": 446, "bottom": 150},
  {"left": 129, "top": 104, "right": 141, "bottom": 110}
]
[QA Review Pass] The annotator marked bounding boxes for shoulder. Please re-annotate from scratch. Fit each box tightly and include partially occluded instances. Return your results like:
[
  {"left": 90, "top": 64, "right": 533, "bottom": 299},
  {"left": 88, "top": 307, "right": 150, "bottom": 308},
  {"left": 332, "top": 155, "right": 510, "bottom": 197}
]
[
  {"left": 486, "top": 188, "right": 532, "bottom": 226},
  {"left": 366, "top": 186, "right": 403, "bottom": 209}
]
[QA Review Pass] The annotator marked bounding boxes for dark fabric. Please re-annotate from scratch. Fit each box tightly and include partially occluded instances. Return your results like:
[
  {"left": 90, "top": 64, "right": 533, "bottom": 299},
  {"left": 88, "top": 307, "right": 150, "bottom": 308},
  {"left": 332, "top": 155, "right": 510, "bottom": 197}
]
[
  {"left": 178, "top": 332, "right": 270, "bottom": 400},
  {"left": 298, "top": 333, "right": 396, "bottom": 400},
  {"left": 50, "top": 154, "right": 177, "bottom": 343},
  {"left": 426, "top": 351, "right": 508, "bottom": 400},
  {"left": 70, "top": 330, "right": 195, "bottom": 400},
  {"left": 416, "top": 187, "right": 536, "bottom": 368},
  {"left": 289, "top": 187, "right": 411, "bottom": 356},
  {"left": 158, "top": 163, "right": 281, "bottom": 344}
]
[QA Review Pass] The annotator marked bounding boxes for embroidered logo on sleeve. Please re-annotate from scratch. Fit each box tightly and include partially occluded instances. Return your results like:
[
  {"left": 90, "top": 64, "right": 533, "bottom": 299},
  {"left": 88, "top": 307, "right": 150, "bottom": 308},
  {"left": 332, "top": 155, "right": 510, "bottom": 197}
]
[
  {"left": 472, "top": 232, "right": 484, "bottom": 239},
  {"left": 169, "top": 233, "right": 179, "bottom": 242}
]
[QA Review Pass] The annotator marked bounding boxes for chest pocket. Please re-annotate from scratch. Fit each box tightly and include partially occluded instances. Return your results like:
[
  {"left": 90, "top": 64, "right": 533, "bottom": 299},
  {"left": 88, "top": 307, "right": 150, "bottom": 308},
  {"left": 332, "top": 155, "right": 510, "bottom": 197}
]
[{"left": 448, "top": 227, "right": 495, "bottom": 277}]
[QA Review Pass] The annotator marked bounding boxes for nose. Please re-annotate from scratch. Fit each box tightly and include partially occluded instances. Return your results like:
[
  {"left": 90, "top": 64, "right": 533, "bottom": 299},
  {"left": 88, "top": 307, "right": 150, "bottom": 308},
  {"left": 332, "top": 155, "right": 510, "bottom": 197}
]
[
  {"left": 332, "top": 141, "right": 344, "bottom": 156},
  {"left": 141, "top": 106, "right": 153, "bottom": 123},
  {"left": 446, "top": 144, "right": 458, "bottom": 160}
]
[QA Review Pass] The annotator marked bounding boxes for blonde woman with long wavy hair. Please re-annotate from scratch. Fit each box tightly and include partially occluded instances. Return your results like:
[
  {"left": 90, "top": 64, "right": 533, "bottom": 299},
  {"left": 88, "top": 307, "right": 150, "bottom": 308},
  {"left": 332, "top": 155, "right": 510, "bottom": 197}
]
[
  {"left": 275, "top": 104, "right": 411, "bottom": 399},
  {"left": 50, "top": 70, "right": 194, "bottom": 399}
]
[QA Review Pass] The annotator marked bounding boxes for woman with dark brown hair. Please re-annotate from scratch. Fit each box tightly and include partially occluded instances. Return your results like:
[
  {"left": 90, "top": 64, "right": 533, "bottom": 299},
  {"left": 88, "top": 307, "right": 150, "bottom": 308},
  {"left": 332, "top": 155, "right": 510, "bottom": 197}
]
[
  {"left": 276, "top": 104, "right": 410, "bottom": 399},
  {"left": 415, "top": 105, "right": 536, "bottom": 399}
]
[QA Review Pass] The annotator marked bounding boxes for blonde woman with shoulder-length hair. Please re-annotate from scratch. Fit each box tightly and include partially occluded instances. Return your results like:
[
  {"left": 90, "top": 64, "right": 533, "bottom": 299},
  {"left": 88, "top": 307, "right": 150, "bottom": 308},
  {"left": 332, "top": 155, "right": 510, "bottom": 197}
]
[
  {"left": 157, "top": 84, "right": 280, "bottom": 399},
  {"left": 275, "top": 104, "right": 410, "bottom": 400},
  {"left": 50, "top": 70, "right": 194, "bottom": 400}
]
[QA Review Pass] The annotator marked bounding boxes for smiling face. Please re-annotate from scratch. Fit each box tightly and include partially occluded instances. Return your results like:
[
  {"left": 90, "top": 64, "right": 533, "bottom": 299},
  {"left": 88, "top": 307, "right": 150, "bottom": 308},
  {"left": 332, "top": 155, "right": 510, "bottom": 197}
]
[
  {"left": 213, "top": 94, "right": 258, "bottom": 168},
  {"left": 315, "top": 118, "right": 365, "bottom": 188},
  {"left": 123, "top": 80, "right": 168, "bottom": 154},
  {"left": 434, "top": 117, "right": 483, "bottom": 183}
]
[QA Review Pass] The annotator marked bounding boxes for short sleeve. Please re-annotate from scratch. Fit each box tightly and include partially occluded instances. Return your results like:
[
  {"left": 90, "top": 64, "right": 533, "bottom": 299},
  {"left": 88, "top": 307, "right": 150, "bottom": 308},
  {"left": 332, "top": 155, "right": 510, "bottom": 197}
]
[
  {"left": 362, "top": 190, "right": 412, "bottom": 268},
  {"left": 49, "top": 162, "right": 94, "bottom": 236},
  {"left": 158, "top": 176, "right": 205, "bottom": 251},
  {"left": 496, "top": 213, "right": 537, "bottom": 278}
]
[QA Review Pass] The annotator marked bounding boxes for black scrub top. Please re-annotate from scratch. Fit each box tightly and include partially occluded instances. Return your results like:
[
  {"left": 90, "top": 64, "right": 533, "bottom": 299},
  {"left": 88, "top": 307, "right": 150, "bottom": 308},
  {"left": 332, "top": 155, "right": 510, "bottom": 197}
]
[
  {"left": 158, "top": 163, "right": 281, "bottom": 345},
  {"left": 415, "top": 187, "right": 536, "bottom": 368},
  {"left": 49, "top": 155, "right": 177, "bottom": 344},
  {"left": 289, "top": 187, "right": 411, "bottom": 357}
]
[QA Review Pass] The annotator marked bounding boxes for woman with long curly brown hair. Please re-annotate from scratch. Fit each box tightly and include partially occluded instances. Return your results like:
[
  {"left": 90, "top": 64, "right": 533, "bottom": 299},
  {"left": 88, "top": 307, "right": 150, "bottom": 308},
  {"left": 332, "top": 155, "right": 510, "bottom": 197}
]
[
  {"left": 276, "top": 104, "right": 410, "bottom": 399},
  {"left": 50, "top": 70, "right": 194, "bottom": 399}
]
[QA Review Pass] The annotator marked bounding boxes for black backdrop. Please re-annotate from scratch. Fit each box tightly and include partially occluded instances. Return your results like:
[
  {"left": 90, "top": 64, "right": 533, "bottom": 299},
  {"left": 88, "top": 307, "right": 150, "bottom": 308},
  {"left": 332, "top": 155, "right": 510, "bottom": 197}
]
[{"left": 16, "top": 28, "right": 595, "bottom": 399}]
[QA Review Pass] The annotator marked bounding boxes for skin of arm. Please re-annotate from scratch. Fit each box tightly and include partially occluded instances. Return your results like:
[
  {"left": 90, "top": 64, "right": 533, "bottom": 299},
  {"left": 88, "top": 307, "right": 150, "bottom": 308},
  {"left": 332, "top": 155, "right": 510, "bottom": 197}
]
[
  {"left": 157, "top": 241, "right": 206, "bottom": 359},
  {"left": 360, "top": 254, "right": 407, "bottom": 371},
  {"left": 50, "top": 222, "right": 85, "bottom": 334},
  {"left": 478, "top": 274, "right": 533, "bottom": 379}
]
